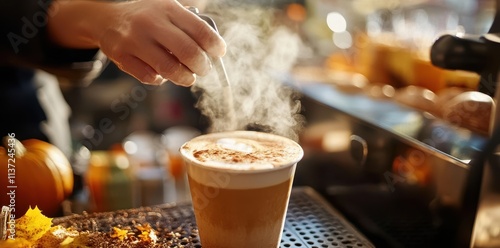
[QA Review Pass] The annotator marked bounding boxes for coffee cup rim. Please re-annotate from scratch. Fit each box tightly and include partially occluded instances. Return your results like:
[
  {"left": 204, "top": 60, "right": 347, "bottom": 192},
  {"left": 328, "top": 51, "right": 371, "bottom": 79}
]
[{"left": 179, "top": 130, "right": 304, "bottom": 173}]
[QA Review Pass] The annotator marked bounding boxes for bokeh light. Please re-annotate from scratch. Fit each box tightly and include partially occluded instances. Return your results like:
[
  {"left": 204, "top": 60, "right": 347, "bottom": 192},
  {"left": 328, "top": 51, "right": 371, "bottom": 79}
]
[
  {"left": 286, "top": 3, "right": 306, "bottom": 22},
  {"left": 326, "top": 12, "right": 347, "bottom": 33},
  {"left": 333, "top": 31, "right": 353, "bottom": 49},
  {"left": 123, "top": 140, "right": 138, "bottom": 154}
]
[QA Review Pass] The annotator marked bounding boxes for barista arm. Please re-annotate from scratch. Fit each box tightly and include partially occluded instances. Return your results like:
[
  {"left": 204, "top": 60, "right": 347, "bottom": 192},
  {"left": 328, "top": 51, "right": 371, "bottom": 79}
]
[{"left": 0, "top": 0, "right": 106, "bottom": 84}]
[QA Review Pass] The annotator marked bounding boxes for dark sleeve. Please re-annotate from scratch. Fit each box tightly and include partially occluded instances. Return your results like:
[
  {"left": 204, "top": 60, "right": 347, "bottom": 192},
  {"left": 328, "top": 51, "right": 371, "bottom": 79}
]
[{"left": 0, "top": 0, "right": 108, "bottom": 83}]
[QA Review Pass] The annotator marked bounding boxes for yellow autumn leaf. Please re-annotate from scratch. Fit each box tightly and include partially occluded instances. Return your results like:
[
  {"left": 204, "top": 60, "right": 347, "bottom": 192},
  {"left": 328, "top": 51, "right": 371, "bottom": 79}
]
[
  {"left": 0, "top": 206, "right": 92, "bottom": 247},
  {"left": 36, "top": 225, "right": 81, "bottom": 247},
  {"left": 15, "top": 206, "right": 53, "bottom": 242},
  {"left": 60, "top": 233, "right": 90, "bottom": 248},
  {"left": 0, "top": 237, "right": 32, "bottom": 248},
  {"left": 110, "top": 226, "right": 131, "bottom": 241},
  {"left": 38, "top": 226, "right": 90, "bottom": 248}
]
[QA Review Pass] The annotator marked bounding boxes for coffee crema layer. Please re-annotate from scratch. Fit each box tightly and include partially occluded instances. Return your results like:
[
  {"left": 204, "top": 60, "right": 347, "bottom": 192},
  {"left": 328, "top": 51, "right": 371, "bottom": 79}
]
[
  {"left": 181, "top": 131, "right": 303, "bottom": 190},
  {"left": 181, "top": 131, "right": 303, "bottom": 170}
]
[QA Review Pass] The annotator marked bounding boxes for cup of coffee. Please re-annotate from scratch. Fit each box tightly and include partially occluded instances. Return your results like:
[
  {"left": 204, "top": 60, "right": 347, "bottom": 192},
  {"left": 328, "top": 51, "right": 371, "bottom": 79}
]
[{"left": 180, "top": 131, "right": 303, "bottom": 248}]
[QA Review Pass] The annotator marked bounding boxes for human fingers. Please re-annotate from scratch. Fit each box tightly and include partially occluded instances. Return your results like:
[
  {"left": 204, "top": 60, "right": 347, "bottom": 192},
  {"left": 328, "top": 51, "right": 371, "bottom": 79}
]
[
  {"left": 114, "top": 54, "right": 166, "bottom": 85},
  {"left": 97, "top": 0, "right": 218, "bottom": 85},
  {"left": 136, "top": 39, "right": 197, "bottom": 86},
  {"left": 153, "top": 22, "right": 213, "bottom": 77},
  {"left": 167, "top": 2, "right": 226, "bottom": 58}
]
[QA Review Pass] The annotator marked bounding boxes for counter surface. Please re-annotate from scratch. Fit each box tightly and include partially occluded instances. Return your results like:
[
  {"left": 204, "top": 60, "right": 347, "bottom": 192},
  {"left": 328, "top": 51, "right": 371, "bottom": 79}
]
[{"left": 54, "top": 186, "right": 374, "bottom": 248}]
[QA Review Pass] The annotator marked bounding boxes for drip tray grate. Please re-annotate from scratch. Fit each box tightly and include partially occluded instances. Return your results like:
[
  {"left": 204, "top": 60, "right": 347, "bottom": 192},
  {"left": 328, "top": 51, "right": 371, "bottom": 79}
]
[
  {"left": 283, "top": 187, "right": 373, "bottom": 248},
  {"left": 54, "top": 187, "right": 374, "bottom": 248}
]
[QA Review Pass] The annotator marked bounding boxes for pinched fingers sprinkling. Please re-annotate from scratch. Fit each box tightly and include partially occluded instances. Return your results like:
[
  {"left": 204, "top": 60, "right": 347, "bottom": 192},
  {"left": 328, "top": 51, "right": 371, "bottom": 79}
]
[
  {"left": 154, "top": 28, "right": 213, "bottom": 77},
  {"left": 158, "top": 60, "right": 196, "bottom": 86},
  {"left": 114, "top": 54, "right": 165, "bottom": 85},
  {"left": 168, "top": 5, "right": 226, "bottom": 58},
  {"left": 150, "top": 49, "right": 197, "bottom": 86}
]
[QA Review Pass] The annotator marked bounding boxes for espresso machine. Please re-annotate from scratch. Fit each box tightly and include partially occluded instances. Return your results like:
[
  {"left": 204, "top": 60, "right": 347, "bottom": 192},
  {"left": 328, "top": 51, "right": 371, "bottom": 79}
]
[
  {"left": 430, "top": 0, "right": 500, "bottom": 246},
  {"left": 288, "top": 1, "right": 500, "bottom": 247}
]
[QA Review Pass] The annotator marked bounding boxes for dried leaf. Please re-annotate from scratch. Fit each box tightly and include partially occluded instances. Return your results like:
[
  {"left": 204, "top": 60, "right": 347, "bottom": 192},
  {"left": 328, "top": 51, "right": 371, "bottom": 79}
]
[
  {"left": 110, "top": 227, "right": 131, "bottom": 241},
  {"left": 15, "top": 206, "right": 53, "bottom": 242},
  {"left": 0, "top": 206, "right": 91, "bottom": 247},
  {"left": 0, "top": 237, "right": 32, "bottom": 248},
  {"left": 60, "top": 232, "right": 90, "bottom": 248},
  {"left": 36, "top": 225, "right": 80, "bottom": 247}
]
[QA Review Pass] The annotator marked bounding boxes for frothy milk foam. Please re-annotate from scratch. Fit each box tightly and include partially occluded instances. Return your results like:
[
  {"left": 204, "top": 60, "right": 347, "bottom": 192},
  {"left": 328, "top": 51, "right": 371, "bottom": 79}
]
[{"left": 180, "top": 131, "right": 303, "bottom": 189}]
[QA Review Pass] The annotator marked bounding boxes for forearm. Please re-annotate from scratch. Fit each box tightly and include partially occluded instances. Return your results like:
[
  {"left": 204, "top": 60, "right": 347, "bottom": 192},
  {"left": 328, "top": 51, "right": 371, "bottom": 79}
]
[
  {"left": 47, "top": 0, "right": 121, "bottom": 49},
  {"left": 0, "top": 0, "right": 104, "bottom": 83},
  {"left": 31, "top": 0, "right": 225, "bottom": 86}
]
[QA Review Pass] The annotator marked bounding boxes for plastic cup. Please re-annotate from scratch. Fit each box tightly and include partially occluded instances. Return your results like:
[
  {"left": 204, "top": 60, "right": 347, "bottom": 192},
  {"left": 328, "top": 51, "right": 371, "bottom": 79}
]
[{"left": 180, "top": 131, "right": 303, "bottom": 248}]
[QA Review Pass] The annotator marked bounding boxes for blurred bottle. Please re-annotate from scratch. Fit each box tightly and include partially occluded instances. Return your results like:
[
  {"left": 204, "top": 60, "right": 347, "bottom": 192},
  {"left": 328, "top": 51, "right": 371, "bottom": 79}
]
[
  {"left": 161, "top": 126, "right": 201, "bottom": 202},
  {"left": 123, "top": 131, "right": 176, "bottom": 207},
  {"left": 85, "top": 148, "right": 134, "bottom": 212}
]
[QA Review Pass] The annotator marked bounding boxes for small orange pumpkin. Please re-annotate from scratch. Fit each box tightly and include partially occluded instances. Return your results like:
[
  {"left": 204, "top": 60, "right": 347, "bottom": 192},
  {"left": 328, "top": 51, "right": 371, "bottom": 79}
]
[{"left": 0, "top": 136, "right": 73, "bottom": 217}]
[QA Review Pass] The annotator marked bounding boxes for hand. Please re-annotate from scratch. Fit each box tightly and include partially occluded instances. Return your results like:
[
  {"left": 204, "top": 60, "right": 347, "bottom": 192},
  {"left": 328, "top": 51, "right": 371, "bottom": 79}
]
[
  {"left": 100, "top": 0, "right": 225, "bottom": 86},
  {"left": 48, "top": 0, "right": 226, "bottom": 86}
]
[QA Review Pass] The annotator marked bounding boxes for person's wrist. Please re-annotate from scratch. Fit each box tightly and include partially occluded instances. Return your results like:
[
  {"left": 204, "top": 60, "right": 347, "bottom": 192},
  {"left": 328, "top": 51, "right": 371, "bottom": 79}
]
[
  {"left": 47, "top": 0, "right": 120, "bottom": 49},
  {"left": 84, "top": 1, "right": 122, "bottom": 48}
]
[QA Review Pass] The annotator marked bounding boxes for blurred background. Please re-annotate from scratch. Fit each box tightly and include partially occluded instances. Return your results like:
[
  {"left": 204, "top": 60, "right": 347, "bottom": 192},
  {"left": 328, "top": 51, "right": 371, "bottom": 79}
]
[
  {"left": 61, "top": 0, "right": 494, "bottom": 213},
  {"left": 51, "top": 0, "right": 500, "bottom": 247},
  {"left": 62, "top": 0, "right": 495, "bottom": 151},
  {"left": 63, "top": 0, "right": 495, "bottom": 148},
  {"left": 59, "top": 0, "right": 499, "bottom": 247}
]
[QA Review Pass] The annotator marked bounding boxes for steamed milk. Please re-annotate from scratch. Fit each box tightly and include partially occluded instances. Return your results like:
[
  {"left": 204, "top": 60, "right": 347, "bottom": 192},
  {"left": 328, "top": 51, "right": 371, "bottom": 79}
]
[{"left": 180, "top": 131, "right": 303, "bottom": 248}]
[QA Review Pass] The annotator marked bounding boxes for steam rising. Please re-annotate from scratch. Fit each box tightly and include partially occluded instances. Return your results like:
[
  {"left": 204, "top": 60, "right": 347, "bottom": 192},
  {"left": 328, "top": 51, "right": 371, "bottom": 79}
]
[{"left": 192, "top": 4, "right": 305, "bottom": 141}]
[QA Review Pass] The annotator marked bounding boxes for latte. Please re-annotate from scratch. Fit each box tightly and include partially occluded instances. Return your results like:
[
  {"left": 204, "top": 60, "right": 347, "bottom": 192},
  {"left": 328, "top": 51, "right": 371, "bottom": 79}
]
[{"left": 180, "top": 131, "right": 303, "bottom": 248}]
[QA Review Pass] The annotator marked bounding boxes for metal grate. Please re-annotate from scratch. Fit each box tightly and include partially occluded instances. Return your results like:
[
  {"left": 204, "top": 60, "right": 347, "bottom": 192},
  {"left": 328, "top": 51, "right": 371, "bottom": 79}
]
[
  {"left": 54, "top": 187, "right": 374, "bottom": 248},
  {"left": 282, "top": 187, "right": 374, "bottom": 248},
  {"left": 324, "top": 186, "right": 449, "bottom": 248}
]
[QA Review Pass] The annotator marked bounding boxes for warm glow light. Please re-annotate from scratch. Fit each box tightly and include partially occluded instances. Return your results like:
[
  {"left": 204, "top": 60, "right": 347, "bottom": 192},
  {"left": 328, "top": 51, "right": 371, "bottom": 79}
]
[
  {"left": 90, "top": 153, "right": 107, "bottom": 167},
  {"left": 474, "top": 206, "right": 500, "bottom": 246},
  {"left": 286, "top": 3, "right": 306, "bottom": 22},
  {"left": 322, "top": 130, "right": 351, "bottom": 152},
  {"left": 114, "top": 154, "right": 130, "bottom": 170},
  {"left": 333, "top": 31, "right": 352, "bottom": 49},
  {"left": 382, "top": 85, "right": 396, "bottom": 97},
  {"left": 327, "top": 12, "right": 347, "bottom": 33},
  {"left": 123, "top": 141, "right": 138, "bottom": 154}
]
